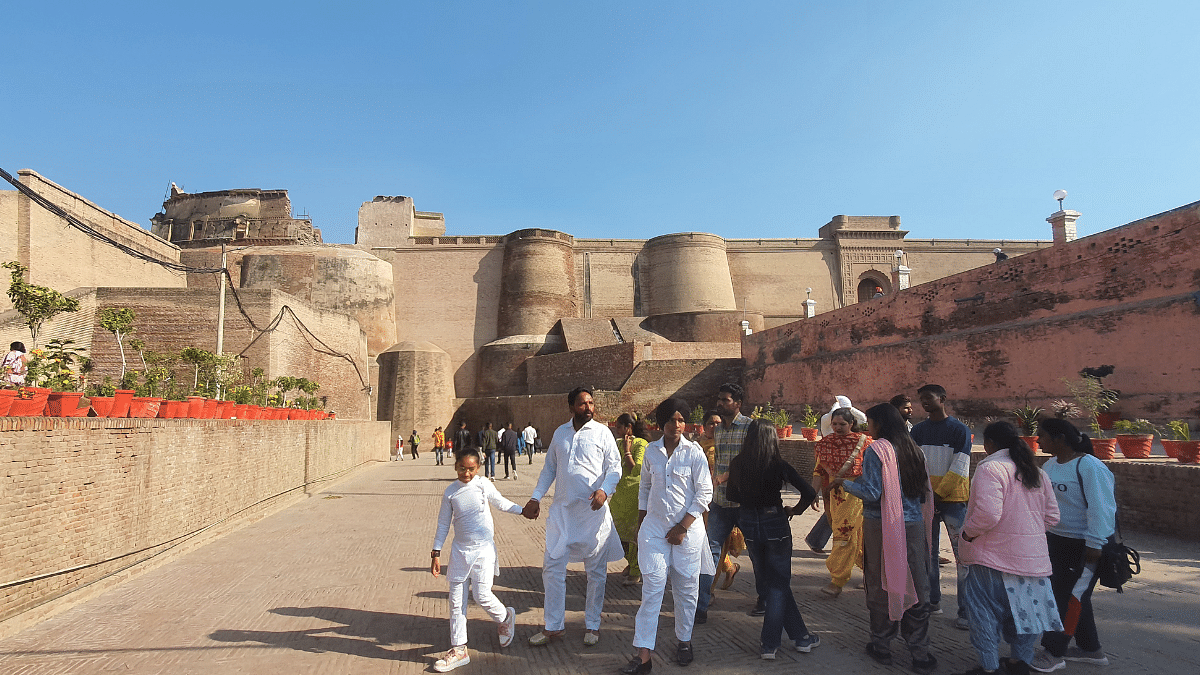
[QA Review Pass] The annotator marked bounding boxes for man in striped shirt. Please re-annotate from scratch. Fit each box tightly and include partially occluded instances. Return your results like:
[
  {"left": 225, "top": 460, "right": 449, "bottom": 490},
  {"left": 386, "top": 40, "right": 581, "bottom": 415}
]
[
  {"left": 910, "top": 384, "right": 973, "bottom": 630},
  {"left": 696, "top": 382, "right": 761, "bottom": 623}
]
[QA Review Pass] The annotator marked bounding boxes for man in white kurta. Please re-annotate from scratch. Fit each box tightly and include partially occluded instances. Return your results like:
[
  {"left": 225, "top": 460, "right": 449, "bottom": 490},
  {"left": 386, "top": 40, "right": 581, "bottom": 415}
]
[
  {"left": 523, "top": 388, "right": 624, "bottom": 646},
  {"left": 628, "top": 400, "right": 714, "bottom": 670}
]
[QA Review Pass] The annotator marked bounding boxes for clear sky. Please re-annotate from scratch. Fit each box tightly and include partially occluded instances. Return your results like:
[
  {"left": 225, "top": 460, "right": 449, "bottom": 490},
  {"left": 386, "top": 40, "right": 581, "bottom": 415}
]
[{"left": 4, "top": 1, "right": 1198, "bottom": 245}]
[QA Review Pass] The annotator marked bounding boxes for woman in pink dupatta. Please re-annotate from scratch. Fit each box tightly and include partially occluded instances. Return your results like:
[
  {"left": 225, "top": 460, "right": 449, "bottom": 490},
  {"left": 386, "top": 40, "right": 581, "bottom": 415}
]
[{"left": 835, "top": 403, "right": 936, "bottom": 675}]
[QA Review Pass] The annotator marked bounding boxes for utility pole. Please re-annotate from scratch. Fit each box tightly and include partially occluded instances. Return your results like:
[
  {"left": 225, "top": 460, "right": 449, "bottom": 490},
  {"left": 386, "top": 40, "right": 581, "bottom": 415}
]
[{"left": 215, "top": 242, "right": 229, "bottom": 399}]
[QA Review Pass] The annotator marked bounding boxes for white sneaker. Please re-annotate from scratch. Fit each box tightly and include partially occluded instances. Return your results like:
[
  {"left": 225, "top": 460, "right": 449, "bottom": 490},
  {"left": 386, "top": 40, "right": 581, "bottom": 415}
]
[
  {"left": 1030, "top": 649, "right": 1067, "bottom": 672},
  {"left": 434, "top": 646, "right": 470, "bottom": 672},
  {"left": 498, "top": 607, "right": 516, "bottom": 648}
]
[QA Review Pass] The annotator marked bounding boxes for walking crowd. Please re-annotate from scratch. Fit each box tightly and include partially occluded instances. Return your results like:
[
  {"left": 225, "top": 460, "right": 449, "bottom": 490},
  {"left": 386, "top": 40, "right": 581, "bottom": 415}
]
[{"left": 425, "top": 382, "right": 1118, "bottom": 675}]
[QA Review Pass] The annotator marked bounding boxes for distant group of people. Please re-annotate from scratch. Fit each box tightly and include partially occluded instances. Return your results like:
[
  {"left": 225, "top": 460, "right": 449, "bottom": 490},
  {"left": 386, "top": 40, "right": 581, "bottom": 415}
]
[
  {"left": 397, "top": 421, "right": 541, "bottom": 476},
  {"left": 426, "top": 381, "right": 1118, "bottom": 675}
]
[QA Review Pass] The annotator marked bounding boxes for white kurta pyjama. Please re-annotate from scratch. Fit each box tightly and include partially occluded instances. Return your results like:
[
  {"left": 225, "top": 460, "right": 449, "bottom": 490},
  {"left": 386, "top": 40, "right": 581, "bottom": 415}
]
[
  {"left": 634, "top": 437, "right": 715, "bottom": 649},
  {"left": 432, "top": 476, "right": 523, "bottom": 647},
  {"left": 530, "top": 418, "right": 625, "bottom": 631}
]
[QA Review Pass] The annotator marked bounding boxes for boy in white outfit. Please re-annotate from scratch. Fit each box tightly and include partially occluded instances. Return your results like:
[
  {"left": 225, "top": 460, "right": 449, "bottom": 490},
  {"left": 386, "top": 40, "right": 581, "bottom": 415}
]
[
  {"left": 430, "top": 448, "right": 522, "bottom": 672},
  {"left": 621, "top": 397, "right": 714, "bottom": 674}
]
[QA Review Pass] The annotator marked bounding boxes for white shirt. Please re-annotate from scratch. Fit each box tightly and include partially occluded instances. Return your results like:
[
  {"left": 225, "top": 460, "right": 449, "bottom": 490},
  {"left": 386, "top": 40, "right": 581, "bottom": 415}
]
[
  {"left": 637, "top": 437, "right": 715, "bottom": 576},
  {"left": 433, "top": 476, "right": 522, "bottom": 582},
  {"left": 522, "top": 426, "right": 537, "bottom": 445},
  {"left": 532, "top": 418, "right": 625, "bottom": 562},
  {"left": 496, "top": 427, "right": 505, "bottom": 442}
]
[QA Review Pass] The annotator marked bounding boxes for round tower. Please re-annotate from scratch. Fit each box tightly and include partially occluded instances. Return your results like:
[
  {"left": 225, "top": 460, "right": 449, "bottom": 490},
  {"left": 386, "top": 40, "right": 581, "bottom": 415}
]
[
  {"left": 496, "top": 229, "right": 578, "bottom": 337},
  {"left": 643, "top": 232, "right": 737, "bottom": 315}
]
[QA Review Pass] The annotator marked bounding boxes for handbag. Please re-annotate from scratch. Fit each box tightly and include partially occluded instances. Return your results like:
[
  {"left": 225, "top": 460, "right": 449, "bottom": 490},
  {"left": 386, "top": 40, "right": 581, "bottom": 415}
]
[{"left": 1076, "top": 458, "right": 1141, "bottom": 592}]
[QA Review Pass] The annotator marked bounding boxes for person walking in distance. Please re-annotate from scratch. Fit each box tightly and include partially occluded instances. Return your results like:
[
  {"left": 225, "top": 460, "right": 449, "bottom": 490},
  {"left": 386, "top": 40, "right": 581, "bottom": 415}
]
[
  {"left": 478, "top": 423, "right": 499, "bottom": 480},
  {"left": 499, "top": 422, "right": 519, "bottom": 480},
  {"left": 522, "top": 423, "right": 538, "bottom": 465},
  {"left": 433, "top": 426, "right": 446, "bottom": 466},
  {"left": 522, "top": 387, "right": 624, "bottom": 648},
  {"left": 409, "top": 430, "right": 422, "bottom": 460}
]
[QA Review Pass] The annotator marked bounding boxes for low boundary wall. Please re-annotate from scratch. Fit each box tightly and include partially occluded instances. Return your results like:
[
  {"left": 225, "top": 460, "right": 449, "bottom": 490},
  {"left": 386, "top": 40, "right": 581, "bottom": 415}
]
[
  {"left": 778, "top": 438, "right": 1199, "bottom": 542},
  {"left": 0, "top": 417, "right": 390, "bottom": 635}
]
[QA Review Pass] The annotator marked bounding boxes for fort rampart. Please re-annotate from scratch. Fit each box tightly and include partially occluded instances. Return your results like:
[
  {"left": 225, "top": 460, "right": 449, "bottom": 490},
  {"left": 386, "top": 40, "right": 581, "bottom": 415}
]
[
  {"left": 744, "top": 200, "right": 1200, "bottom": 423},
  {"left": 0, "top": 417, "right": 389, "bottom": 636}
]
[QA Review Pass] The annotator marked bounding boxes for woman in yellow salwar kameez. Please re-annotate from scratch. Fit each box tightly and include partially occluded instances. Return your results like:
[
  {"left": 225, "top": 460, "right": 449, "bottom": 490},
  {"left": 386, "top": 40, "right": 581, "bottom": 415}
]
[
  {"left": 812, "top": 407, "right": 869, "bottom": 597},
  {"left": 610, "top": 413, "right": 651, "bottom": 585}
]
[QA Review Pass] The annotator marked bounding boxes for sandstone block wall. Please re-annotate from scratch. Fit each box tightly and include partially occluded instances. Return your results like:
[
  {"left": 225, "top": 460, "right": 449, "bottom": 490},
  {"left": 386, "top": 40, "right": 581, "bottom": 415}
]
[
  {"left": 0, "top": 417, "right": 389, "bottom": 632},
  {"left": 0, "top": 170, "right": 185, "bottom": 314},
  {"left": 743, "top": 200, "right": 1200, "bottom": 423},
  {"left": 84, "top": 288, "right": 370, "bottom": 419}
]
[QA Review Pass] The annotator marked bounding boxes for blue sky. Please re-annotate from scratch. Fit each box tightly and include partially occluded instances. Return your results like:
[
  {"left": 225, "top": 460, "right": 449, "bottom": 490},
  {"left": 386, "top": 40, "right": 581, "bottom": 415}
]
[{"left": 4, "top": 1, "right": 1197, "bottom": 244}]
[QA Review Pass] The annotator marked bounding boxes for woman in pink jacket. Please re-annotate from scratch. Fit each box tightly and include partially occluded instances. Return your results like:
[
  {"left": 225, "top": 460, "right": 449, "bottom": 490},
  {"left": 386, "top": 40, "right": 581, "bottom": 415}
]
[{"left": 956, "top": 422, "right": 1062, "bottom": 675}]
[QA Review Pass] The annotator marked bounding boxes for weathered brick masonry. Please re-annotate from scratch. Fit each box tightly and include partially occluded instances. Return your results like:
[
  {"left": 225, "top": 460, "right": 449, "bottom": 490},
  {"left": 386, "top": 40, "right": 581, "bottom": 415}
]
[
  {"left": 744, "top": 200, "right": 1200, "bottom": 422},
  {"left": 0, "top": 417, "right": 389, "bottom": 633}
]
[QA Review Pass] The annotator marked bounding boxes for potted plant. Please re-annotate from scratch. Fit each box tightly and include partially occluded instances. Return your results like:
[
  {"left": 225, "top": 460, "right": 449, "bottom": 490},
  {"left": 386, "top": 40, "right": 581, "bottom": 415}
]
[
  {"left": 98, "top": 307, "right": 136, "bottom": 380},
  {"left": 1079, "top": 366, "right": 1121, "bottom": 429},
  {"left": 688, "top": 404, "right": 705, "bottom": 435},
  {"left": 1062, "top": 376, "right": 1117, "bottom": 459},
  {"left": 1164, "top": 420, "right": 1198, "bottom": 464},
  {"left": 799, "top": 404, "right": 820, "bottom": 441},
  {"left": 41, "top": 339, "right": 89, "bottom": 416},
  {"left": 1112, "top": 418, "right": 1157, "bottom": 459},
  {"left": 86, "top": 377, "right": 118, "bottom": 417},
  {"left": 1010, "top": 405, "right": 1044, "bottom": 451}
]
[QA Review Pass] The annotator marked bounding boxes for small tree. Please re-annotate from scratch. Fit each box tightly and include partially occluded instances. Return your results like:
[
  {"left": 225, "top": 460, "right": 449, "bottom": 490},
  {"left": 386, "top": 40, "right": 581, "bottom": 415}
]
[
  {"left": 179, "top": 347, "right": 215, "bottom": 393},
  {"left": 98, "top": 307, "right": 136, "bottom": 378},
  {"left": 3, "top": 261, "right": 81, "bottom": 348}
]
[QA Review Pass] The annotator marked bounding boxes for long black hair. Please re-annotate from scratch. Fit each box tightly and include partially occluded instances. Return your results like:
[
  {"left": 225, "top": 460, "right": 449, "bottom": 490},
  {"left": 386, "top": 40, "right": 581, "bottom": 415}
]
[
  {"left": 864, "top": 403, "right": 927, "bottom": 500},
  {"left": 983, "top": 421, "right": 1040, "bottom": 489},
  {"left": 729, "top": 419, "right": 780, "bottom": 499},
  {"left": 1038, "top": 418, "right": 1094, "bottom": 456},
  {"left": 616, "top": 412, "right": 652, "bottom": 441}
]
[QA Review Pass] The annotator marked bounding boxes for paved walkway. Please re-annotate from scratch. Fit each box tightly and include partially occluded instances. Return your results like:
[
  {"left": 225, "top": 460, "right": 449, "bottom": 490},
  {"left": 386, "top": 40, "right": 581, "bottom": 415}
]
[{"left": 1, "top": 454, "right": 1197, "bottom": 674}]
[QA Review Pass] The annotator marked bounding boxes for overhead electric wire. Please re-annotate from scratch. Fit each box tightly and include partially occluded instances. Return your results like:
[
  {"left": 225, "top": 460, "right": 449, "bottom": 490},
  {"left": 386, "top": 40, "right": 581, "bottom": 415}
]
[{"left": 2, "top": 167, "right": 370, "bottom": 389}]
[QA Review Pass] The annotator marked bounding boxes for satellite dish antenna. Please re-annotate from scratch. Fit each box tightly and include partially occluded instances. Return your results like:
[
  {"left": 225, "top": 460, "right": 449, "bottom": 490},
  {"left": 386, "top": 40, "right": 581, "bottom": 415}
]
[{"left": 1053, "top": 189, "right": 1067, "bottom": 210}]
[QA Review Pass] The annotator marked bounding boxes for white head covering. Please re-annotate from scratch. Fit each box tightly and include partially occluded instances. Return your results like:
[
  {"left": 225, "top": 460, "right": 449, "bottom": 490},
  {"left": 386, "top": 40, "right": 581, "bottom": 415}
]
[{"left": 820, "top": 395, "right": 867, "bottom": 436}]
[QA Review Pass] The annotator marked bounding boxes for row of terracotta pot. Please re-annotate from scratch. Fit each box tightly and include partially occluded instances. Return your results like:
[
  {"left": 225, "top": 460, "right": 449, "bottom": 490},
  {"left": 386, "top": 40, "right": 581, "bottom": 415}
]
[{"left": 0, "top": 388, "right": 333, "bottom": 420}]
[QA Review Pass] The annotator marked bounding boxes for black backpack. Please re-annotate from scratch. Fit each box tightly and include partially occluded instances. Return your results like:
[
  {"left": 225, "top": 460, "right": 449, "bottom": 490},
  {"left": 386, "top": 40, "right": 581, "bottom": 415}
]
[{"left": 1076, "top": 458, "right": 1141, "bottom": 592}]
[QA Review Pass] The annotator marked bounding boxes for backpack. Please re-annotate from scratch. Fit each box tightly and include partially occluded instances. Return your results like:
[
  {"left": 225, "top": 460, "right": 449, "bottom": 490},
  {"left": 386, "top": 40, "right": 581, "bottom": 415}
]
[{"left": 1076, "top": 458, "right": 1141, "bottom": 592}]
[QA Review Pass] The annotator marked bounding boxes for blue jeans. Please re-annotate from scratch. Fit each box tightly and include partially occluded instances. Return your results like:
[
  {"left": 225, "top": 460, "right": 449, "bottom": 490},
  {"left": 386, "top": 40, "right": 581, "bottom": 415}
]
[
  {"left": 737, "top": 506, "right": 810, "bottom": 650},
  {"left": 483, "top": 450, "right": 496, "bottom": 478},
  {"left": 930, "top": 499, "right": 967, "bottom": 618},
  {"left": 435, "top": 447, "right": 445, "bottom": 464},
  {"left": 517, "top": 438, "right": 526, "bottom": 456},
  {"left": 698, "top": 503, "right": 764, "bottom": 613},
  {"left": 962, "top": 564, "right": 1041, "bottom": 670}
]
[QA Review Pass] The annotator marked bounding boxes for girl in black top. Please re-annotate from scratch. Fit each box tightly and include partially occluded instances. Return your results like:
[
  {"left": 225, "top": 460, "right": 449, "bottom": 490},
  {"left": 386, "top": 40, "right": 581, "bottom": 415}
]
[{"left": 725, "top": 419, "right": 819, "bottom": 660}]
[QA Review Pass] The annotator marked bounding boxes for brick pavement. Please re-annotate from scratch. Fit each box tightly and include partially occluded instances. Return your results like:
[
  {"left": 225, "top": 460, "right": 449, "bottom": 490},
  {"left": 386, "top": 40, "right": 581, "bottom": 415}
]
[{"left": 0, "top": 455, "right": 1197, "bottom": 674}]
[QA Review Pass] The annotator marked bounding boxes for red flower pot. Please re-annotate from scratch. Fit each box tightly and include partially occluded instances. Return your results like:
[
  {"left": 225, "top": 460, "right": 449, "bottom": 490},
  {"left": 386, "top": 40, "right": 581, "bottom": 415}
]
[
  {"left": 199, "top": 398, "right": 217, "bottom": 419},
  {"left": 0, "top": 389, "right": 17, "bottom": 416},
  {"left": 232, "top": 404, "right": 248, "bottom": 419},
  {"left": 1161, "top": 439, "right": 1179, "bottom": 459},
  {"left": 1175, "top": 441, "right": 1200, "bottom": 464},
  {"left": 1115, "top": 434, "right": 1153, "bottom": 459},
  {"left": 111, "top": 390, "right": 135, "bottom": 418},
  {"left": 10, "top": 387, "right": 51, "bottom": 416},
  {"left": 1020, "top": 436, "right": 1040, "bottom": 452},
  {"left": 186, "top": 396, "right": 205, "bottom": 418},
  {"left": 800, "top": 427, "right": 818, "bottom": 441},
  {"left": 47, "top": 392, "right": 85, "bottom": 416},
  {"left": 157, "top": 400, "right": 175, "bottom": 418},
  {"left": 89, "top": 395, "right": 115, "bottom": 418},
  {"left": 1091, "top": 438, "right": 1117, "bottom": 460},
  {"left": 129, "top": 397, "right": 162, "bottom": 418}
]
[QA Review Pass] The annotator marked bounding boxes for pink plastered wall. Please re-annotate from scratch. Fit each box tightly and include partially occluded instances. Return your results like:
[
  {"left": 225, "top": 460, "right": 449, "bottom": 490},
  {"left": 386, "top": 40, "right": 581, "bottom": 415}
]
[{"left": 743, "top": 201, "right": 1200, "bottom": 423}]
